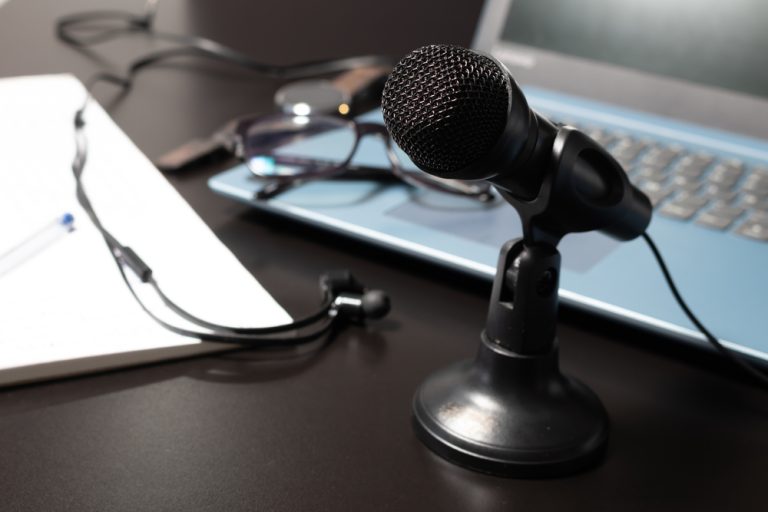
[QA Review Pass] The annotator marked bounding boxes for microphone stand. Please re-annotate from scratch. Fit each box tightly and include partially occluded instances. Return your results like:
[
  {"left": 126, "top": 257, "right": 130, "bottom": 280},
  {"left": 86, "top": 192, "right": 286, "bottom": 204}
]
[
  {"left": 412, "top": 238, "right": 609, "bottom": 478},
  {"left": 411, "top": 126, "right": 652, "bottom": 477}
]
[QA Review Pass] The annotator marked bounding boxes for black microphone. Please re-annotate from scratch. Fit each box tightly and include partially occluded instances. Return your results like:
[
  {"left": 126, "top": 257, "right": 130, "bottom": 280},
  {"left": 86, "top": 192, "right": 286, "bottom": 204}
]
[
  {"left": 382, "top": 44, "right": 651, "bottom": 478},
  {"left": 382, "top": 44, "right": 651, "bottom": 243}
]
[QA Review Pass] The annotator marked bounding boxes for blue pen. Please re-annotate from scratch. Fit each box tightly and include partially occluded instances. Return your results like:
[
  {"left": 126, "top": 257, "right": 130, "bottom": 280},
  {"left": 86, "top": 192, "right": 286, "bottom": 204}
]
[{"left": 0, "top": 213, "right": 76, "bottom": 278}]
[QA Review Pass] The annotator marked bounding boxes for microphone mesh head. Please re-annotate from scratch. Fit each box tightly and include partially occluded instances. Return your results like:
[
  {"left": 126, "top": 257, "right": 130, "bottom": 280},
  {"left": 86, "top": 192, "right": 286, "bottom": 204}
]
[{"left": 382, "top": 44, "right": 510, "bottom": 176}]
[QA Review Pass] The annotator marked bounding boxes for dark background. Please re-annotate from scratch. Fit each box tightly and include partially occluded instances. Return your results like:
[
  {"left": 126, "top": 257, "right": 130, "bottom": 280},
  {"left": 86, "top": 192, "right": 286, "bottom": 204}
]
[{"left": 0, "top": 1, "right": 766, "bottom": 511}]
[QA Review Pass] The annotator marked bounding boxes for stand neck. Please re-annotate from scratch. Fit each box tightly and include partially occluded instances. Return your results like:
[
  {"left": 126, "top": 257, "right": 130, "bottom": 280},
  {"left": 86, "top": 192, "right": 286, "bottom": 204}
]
[{"left": 484, "top": 239, "right": 561, "bottom": 355}]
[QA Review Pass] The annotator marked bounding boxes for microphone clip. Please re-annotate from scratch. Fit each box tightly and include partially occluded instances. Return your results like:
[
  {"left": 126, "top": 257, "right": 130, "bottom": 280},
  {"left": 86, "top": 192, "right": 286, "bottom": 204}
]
[{"left": 494, "top": 125, "right": 652, "bottom": 246}]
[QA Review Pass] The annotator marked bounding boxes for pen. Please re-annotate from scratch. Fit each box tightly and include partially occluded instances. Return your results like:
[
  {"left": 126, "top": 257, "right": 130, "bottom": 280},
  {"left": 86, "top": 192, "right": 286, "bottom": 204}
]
[{"left": 0, "top": 213, "right": 76, "bottom": 278}]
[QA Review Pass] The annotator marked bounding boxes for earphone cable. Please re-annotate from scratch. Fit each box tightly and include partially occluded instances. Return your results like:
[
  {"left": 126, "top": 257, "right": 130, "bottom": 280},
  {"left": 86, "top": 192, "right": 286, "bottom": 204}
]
[
  {"left": 71, "top": 91, "right": 340, "bottom": 346},
  {"left": 56, "top": 3, "right": 394, "bottom": 82}
]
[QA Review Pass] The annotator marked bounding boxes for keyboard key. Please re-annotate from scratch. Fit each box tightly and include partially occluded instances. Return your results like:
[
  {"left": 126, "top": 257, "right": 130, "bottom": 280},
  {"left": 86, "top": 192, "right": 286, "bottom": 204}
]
[
  {"left": 691, "top": 153, "right": 715, "bottom": 165},
  {"left": 637, "top": 180, "right": 668, "bottom": 193},
  {"left": 696, "top": 204, "right": 745, "bottom": 230},
  {"left": 637, "top": 166, "right": 668, "bottom": 180},
  {"left": 659, "top": 203, "right": 697, "bottom": 220},
  {"left": 645, "top": 190, "right": 672, "bottom": 207},
  {"left": 750, "top": 166, "right": 768, "bottom": 182},
  {"left": 671, "top": 174, "right": 701, "bottom": 192},
  {"left": 741, "top": 172, "right": 768, "bottom": 194},
  {"left": 721, "top": 158, "right": 745, "bottom": 171},
  {"left": 611, "top": 134, "right": 635, "bottom": 147},
  {"left": 641, "top": 145, "right": 682, "bottom": 169},
  {"left": 738, "top": 192, "right": 768, "bottom": 208},
  {"left": 659, "top": 194, "right": 709, "bottom": 220},
  {"left": 638, "top": 181, "right": 673, "bottom": 207},
  {"left": 697, "top": 216, "right": 733, "bottom": 230},
  {"left": 586, "top": 128, "right": 615, "bottom": 147},
  {"left": 677, "top": 193, "right": 709, "bottom": 208},
  {"left": 714, "top": 198, "right": 744, "bottom": 209},
  {"left": 646, "top": 191, "right": 670, "bottom": 207},
  {"left": 701, "top": 184, "right": 738, "bottom": 203},
  {"left": 672, "top": 154, "right": 712, "bottom": 178},
  {"left": 708, "top": 164, "right": 743, "bottom": 187},
  {"left": 673, "top": 165, "right": 706, "bottom": 179},
  {"left": 735, "top": 213, "right": 768, "bottom": 241},
  {"left": 681, "top": 184, "right": 702, "bottom": 194},
  {"left": 610, "top": 139, "right": 647, "bottom": 163}
]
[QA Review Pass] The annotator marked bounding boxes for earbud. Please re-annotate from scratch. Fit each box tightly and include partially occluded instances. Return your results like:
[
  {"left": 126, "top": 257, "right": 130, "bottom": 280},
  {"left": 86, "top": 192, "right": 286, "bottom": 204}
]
[
  {"left": 360, "top": 289, "right": 390, "bottom": 319},
  {"left": 321, "top": 270, "right": 391, "bottom": 323},
  {"left": 333, "top": 289, "right": 391, "bottom": 323}
]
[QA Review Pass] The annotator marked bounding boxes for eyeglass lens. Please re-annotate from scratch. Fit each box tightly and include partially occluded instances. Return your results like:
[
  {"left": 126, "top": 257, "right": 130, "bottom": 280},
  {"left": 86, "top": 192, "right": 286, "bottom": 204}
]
[{"left": 240, "top": 115, "right": 358, "bottom": 180}]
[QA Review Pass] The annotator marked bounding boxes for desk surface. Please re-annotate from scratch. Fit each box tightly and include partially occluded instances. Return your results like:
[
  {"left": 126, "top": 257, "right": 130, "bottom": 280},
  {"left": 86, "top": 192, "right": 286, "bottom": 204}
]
[{"left": 1, "top": 1, "right": 766, "bottom": 511}]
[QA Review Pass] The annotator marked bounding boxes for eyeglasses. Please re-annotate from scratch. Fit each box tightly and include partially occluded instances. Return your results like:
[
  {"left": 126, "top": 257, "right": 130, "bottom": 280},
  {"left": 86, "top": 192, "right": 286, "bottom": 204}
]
[{"left": 227, "top": 113, "right": 495, "bottom": 201}]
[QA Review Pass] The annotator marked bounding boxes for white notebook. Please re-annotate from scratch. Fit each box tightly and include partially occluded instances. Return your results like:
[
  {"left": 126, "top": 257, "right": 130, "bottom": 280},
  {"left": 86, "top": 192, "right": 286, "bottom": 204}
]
[{"left": 0, "top": 74, "right": 292, "bottom": 387}]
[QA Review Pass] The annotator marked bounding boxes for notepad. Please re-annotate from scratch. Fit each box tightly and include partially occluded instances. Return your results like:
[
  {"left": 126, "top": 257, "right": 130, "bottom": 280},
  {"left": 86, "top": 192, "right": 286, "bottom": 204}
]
[{"left": 0, "top": 74, "right": 292, "bottom": 387}]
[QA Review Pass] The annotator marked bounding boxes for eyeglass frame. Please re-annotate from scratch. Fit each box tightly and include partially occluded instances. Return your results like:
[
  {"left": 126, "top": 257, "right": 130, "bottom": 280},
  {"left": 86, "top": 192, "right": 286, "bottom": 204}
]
[{"left": 224, "top": 113, "right": 496, "bottom": 202}]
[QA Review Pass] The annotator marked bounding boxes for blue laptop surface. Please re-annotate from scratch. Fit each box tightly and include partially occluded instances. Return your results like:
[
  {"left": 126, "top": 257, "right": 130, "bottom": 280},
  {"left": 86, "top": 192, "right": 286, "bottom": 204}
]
[{"left": 209, "top": 0, "right": 768, "bottom": 364}]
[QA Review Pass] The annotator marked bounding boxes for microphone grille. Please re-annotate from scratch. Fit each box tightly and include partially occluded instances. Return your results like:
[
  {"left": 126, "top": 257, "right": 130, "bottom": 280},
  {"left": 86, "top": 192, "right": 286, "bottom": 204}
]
[{"left": 382, "top": 44, "right": 510, "bottom": 176}]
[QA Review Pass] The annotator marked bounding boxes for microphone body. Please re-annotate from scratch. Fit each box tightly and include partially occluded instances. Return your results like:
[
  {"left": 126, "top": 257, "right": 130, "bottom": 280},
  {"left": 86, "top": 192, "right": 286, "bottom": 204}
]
[{"left": 382, "top": 44, "right": 651, "bottom": 244}]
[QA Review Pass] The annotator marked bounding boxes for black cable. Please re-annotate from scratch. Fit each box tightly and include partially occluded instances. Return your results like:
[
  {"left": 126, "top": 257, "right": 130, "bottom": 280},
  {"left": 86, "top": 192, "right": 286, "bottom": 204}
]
[
  {"left": 150, "top": 280, "right": 334, "bottom": 335},
  {"left": 55, "top": 3, "right": 394, "bottom": 83},
  {"left": 113, "top": 250, "right": 337, "bottom": 346},
  {"left": 71, "top": 94, "right": 342, "bottom": 346},
  {"left": 642, "top": 232, "right": 768, "bottom": 387}
]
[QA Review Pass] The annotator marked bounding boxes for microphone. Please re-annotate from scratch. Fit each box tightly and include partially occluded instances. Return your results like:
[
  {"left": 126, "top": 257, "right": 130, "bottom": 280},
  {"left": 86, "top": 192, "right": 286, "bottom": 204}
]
[
  {"left": 382, "top": 44, "right": 651, "bottom": 243},
  {"left": 382, "top": 45, "right": 648, "bottom": 478}
]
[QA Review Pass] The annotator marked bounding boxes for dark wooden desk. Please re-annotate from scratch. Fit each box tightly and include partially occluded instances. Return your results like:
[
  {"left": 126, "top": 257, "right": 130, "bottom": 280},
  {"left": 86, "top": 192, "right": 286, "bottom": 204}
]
[{"left": 0, "top": 1, "right": 765, "bottom": 510}]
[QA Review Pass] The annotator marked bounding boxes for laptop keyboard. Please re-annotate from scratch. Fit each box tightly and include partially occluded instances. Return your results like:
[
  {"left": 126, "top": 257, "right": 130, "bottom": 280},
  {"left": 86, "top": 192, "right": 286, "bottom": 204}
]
[{"left": 564, "top": 121, "right": 768, "bottom": 242}]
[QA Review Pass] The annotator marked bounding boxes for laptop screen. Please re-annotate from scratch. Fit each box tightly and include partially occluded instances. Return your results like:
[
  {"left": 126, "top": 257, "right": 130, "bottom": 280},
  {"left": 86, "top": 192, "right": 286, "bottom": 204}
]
[{"left": 502, "top": 0, "right": 768, "bottom": 101}]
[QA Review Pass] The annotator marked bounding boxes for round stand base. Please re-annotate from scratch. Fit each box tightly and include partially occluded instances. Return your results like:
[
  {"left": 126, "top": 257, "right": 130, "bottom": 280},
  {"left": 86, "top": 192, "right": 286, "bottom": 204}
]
[{"left": 412, "top": 336, "right": 609, "bottom": 478}]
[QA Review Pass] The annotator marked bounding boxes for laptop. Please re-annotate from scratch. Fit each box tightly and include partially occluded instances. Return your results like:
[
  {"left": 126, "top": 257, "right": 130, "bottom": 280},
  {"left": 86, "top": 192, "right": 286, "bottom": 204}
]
[{"left": 209, "top": 0, "right": 768, "bottom": 364}]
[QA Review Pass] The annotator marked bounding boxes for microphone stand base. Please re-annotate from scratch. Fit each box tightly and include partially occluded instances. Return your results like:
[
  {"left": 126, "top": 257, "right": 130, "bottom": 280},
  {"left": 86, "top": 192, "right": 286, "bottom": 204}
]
[{"left": 412, "top": 335, "right": 609, "bottom": 478}]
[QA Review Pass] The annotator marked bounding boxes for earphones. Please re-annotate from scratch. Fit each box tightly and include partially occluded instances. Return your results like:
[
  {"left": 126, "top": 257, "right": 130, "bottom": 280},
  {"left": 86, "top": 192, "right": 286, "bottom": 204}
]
[{"left": 72, "top": 97, "right": 389, "bottom": 349}]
